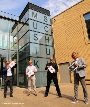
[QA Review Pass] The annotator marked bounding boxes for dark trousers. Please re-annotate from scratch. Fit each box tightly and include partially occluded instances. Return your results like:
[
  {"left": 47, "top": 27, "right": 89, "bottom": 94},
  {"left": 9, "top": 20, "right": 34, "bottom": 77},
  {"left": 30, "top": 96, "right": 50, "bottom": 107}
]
[
  {"left": 4, "top": 76, "right": 13, "bottom": 95},
  {"left": 45, "top": 75, "right": 61, "bottom": 95},
  {"left": 12, "top": 77, "right": 14, "bottom": 85},
  {"left": 74, "top": 73, "right": 88, "bottom": 101}
]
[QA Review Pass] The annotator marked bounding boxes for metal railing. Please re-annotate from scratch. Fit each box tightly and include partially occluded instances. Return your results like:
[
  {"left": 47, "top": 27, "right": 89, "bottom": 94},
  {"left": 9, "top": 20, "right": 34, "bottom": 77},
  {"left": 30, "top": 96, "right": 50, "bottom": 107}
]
[
  {"left": 0, "top": 10, "right": 19, "bottom": 21},
  {"left": 0, "top": 10, "right": 28, "bottom": 23}
]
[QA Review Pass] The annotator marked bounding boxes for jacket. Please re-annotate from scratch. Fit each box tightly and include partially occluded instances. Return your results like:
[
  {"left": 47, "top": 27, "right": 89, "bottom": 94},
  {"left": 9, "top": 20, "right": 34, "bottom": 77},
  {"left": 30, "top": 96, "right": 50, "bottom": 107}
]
[{"left": 2, "top": 64, "right": 17, "bottom": 80}]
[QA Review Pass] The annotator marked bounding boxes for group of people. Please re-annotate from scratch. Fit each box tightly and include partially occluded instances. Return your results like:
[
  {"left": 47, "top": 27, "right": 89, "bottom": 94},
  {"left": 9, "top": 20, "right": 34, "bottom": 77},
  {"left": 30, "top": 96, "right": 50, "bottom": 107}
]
[{"left": 2, "top": 52, "right": 89, "bottom": 104}]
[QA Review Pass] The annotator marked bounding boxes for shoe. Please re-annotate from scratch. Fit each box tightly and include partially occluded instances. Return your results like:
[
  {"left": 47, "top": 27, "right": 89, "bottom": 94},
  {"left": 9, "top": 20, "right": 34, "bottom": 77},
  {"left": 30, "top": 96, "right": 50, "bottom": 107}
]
[
  {"left": 71, "top": 99, "right": 78, "bottom": 103},
  {"left": 44, "top": 94, "right": 48, "bottom": 97},
  {"left": 27, "top": 93, "right": 30, "bottom": 96},
  {"left": 85, "top": 101, "right": 89, "bottom": 104},
  {"left": 4, "top": 94, "right": 6, "bottom": 98},
  {"left": 58, "top": 93, "right": 62, "bottom": 97},
  {"left": 34, "top": 93, "right": 37, "bottom": 96},
  {"left": 10, "top": 94, "right": 13, "bottom": 97}
]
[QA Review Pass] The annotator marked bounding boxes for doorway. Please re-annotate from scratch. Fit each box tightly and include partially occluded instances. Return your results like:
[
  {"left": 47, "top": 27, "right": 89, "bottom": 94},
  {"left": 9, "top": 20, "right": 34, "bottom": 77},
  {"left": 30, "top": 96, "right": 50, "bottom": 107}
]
[{"left": 59, "top": 62, "right": 71, "bottom": 83}]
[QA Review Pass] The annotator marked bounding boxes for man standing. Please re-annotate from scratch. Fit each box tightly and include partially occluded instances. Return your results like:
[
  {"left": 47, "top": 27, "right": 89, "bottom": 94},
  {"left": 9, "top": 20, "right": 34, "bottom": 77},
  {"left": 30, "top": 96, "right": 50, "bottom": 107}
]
[
  {"left": 3, "top": 61, "right": 13, "bottom": 98},
  {"left": 44, "top": 57, "right": 62, "bottom": 97},
  {"left": 26, "top": 60, "right": 37, "bottom": 96},
  {"left": 69, "top": 52, "right": 88, "bottom": 104}
]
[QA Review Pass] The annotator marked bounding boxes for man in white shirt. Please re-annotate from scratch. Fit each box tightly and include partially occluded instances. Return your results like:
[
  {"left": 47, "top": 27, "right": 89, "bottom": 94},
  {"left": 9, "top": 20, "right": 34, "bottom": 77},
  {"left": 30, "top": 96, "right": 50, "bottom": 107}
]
[
  {"left": 26, "top": 60, "right": 37, "bottom": 96},
  {"left": 3, "top": 61, "right": 13, "bottom": 98}
]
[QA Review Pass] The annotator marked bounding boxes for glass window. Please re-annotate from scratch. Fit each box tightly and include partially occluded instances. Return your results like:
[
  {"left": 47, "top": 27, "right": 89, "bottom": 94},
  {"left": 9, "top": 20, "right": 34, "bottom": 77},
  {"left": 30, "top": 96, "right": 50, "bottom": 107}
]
[
  {"left": 11, "top": 43, "right": 17, "bottom": 50},
  {"left": 29, "top": 9, "right": 51, "bottom": 25},
  {"left": 0, "top": 49, "right": 9, "bottom": 61},
  {"left": 19, "top": 31, "right": 30, "bottom": 49},
  {"left": 0, "top": 33, "right": 9, "bottom": 49},
  {"left": 19, "top": 43, "right": 30, "bottom": 60},
  {"left": 30, "top": 31, "right": 52, "bottom": 46},
  {"left": 84, "top": 13, "right": 90, "bottom": 40},
  {"left": 29, "top": 19, "right": 51, "bottom": 35},
  {"left": 18, "top": 24, "right": 29, "bottom": 39},
  {"left": 9, "top": 50, "right": 17, "bottom": 61},
  {"left": 30, "top": 57, "right": 50, "bottom": 71},
  {"left": 0, "top": 19, "right": 10, "bottom": 49},
  {"left": 13, "top": 36, "right": 17, "bottom": 44},
  {"left": 84, "top": 13, "right": 90, "bottom": 20},
  {"left": 21, "top": 11, "right": 29, "bottom": 23},
  {"left": 30, "top": 43, "right": 53, "bottom": 58}
]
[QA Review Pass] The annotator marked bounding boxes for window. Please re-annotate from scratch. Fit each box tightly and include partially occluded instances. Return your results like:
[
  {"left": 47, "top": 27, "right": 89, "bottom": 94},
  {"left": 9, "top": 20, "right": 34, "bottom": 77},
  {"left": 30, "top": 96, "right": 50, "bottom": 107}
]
[{"left": 84, "top": 12, "right": 90, "bottom": 40}]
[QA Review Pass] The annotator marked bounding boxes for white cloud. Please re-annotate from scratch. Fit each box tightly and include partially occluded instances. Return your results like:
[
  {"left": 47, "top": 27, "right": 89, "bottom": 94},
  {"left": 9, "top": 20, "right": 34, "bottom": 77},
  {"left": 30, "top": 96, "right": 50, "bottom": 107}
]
[{"left": 42, "top": 0, "right": 82, "bottom": 18}]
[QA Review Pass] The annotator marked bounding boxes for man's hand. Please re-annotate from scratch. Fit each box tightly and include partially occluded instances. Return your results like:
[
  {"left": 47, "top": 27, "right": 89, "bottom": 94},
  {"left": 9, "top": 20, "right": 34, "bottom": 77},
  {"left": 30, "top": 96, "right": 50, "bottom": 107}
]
[
  {"left": 7, "top": 66, "right": 10, "bottom": 70},
  {"left": 33, "top": 70, "right": 37, "bottom": 73},
  {"left": 75, "top": 63, "right": 79, "bottom": 67},
  {"left": 47, "top": 66, "right": 50, "bottom": 68},
  {"left": 26, "top": 73, "right": 28, "bottom": 76},
  {"left": 14, "top": 59, "right": 16, "bottom": 63},
  {"left": 53, "top": 71, "right": 56, "bottom": 73}
]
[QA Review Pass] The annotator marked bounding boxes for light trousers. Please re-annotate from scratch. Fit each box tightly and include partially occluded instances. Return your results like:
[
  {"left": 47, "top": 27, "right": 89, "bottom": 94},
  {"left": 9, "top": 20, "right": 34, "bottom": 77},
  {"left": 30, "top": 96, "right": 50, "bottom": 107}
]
[
  {"left": 74, "top": 74, "right": 88, "bottom": 102},
  {"left": 27, "top": 75, "right": 36, "bottom": 94}
]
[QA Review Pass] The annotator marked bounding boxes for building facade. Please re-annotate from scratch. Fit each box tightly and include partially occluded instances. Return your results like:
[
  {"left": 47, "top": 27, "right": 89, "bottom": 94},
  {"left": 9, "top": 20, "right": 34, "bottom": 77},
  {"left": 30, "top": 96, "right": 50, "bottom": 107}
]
[
  {"left": 52, "top": 0, "right": 90, "bottom": 84},
  {"left": 0, "top": 3, "right": 54, "bottom": 87}
]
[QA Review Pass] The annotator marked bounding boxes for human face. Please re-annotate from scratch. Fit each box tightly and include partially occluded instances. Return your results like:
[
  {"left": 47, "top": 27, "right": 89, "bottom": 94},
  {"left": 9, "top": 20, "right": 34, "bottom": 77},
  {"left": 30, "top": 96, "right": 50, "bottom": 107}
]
[
  {"left": 6, "top": 61, "right": 10, "bottom": 65},
  {"left": 50, "top": 57, "right": 53, "bottom": 63},
  {"left": 72, "top": 53, "right": 78, "bottom": 60},
  {"left": 29, "top": 60, "right": 33, "bottom": 66}
]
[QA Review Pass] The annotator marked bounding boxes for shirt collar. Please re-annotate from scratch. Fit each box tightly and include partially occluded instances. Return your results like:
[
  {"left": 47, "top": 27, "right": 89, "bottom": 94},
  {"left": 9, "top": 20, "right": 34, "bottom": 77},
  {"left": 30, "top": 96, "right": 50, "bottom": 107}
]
[{"left": 76, "top": 58, "right": 78, "bottom": 61}]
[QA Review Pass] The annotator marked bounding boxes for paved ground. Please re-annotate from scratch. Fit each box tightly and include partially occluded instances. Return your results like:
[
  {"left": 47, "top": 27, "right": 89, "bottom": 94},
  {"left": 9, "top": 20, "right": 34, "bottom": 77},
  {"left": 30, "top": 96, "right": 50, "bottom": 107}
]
[{"left": 0, "top": 83, "right": 90, "bottom": 107}]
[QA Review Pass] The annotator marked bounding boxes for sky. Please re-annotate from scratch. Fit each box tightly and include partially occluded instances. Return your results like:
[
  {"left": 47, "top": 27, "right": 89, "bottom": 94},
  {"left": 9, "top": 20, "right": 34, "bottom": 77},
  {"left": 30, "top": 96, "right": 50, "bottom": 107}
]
[{"left": 0, "top": 0, "right": 81, "bottom": 18}]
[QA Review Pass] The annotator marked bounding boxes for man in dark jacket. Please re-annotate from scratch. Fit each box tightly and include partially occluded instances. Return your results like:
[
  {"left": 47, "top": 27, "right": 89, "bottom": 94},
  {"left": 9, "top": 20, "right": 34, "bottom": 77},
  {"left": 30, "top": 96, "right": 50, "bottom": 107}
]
[
  {"left": 3, "top": 60, "right": 16, "bottom": 98},
  {"left": 44, "top": 57, "right": 62, "bottom": 97},
  {"left": 3, "top": 60, "right": 17, "bottom": 84}
]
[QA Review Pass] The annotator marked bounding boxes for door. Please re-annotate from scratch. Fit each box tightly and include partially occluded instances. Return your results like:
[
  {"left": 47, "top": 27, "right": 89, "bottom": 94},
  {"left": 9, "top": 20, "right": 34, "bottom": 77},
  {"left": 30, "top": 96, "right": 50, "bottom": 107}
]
[{"left": 59, "top": 62, "right": 71, "bottom": 83}]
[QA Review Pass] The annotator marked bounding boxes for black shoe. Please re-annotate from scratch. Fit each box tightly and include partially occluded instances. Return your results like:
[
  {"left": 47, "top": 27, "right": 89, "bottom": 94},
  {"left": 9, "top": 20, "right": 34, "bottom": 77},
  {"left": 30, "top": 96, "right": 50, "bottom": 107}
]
[
  {"left": 4, "top": 94, "right": 6, "bottom": 98},
  {"left": 58, "top": 94, "right": 62, "bottom": 97},
  {"left": 44, "top": 94, "right": 48, "bottom": 97},
  {"left": 10, "top": 94, "right": 13, "bottom": 97}
]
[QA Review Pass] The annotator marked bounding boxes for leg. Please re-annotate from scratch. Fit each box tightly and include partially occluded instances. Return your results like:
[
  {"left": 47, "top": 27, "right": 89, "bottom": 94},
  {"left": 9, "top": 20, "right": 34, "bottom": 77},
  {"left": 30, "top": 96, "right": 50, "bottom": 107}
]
[
  {"left": 9, "top": 77, "right": 13, "bottom": 97},
  {"left": 4, "top": 78, "right": 8, "bottom": 98},
  {"left": 4, "top": 79, "right": 7, "bottom": 92},
  {"left": 79, "top": 77, "right": 88, "bottom": 103},
  {"left": 53, "top": 76, "right": 61, "bottom": 97},
  {"left": 12, "top": 77, "right": 14, "bottom": 85},
  {"left": 45, "top": 77, "right": 52, "bottom": 96},
  {"left": 31, "top": 76, "right": 37, "bottom": 96},
  {"left": 74, "top": 77, "right": 79, "bottom": 100},
  {"left": 27, "top": 77, "right": 31, "bottom": 94}
]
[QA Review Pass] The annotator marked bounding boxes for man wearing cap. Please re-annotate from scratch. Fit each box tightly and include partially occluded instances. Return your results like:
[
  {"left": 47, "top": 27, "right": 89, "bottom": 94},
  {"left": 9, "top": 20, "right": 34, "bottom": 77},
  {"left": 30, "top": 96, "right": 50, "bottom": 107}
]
[{"left": 26, "top": 60, "right": 37, "bottom": 96}]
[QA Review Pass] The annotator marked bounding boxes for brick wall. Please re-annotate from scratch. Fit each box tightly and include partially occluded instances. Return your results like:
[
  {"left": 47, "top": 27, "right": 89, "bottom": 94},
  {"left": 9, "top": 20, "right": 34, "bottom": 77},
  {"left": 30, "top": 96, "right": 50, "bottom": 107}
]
[{"left": 52, "top": 0, "right": 90, "bottom": 84}]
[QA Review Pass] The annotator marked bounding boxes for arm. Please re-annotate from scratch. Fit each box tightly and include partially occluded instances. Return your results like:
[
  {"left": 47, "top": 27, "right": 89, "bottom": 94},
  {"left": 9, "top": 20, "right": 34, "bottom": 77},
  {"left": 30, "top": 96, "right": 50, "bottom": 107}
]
[
  {"left": 78, "top": 58, "right": 86, "bottom": 69},
  {"left": 45, "top": 64, "right": 48, "bottom": 70},
  {"left": 68, "top": 61, "right": 76, "bottom": 72},
  {"left": 33, "top": 66, "right": 37, "bottom": 73},
  {"left": 26, "top": 67, "right": 29, "bottom": 76},
  {"left": 55, "top": 63, "right": 58, "bottom": 72},
  {"left": 2, "top": 67, "right": 7, "bottom": 72},
  {"left": 14, "top": 64, "right": 17, "bottom": 68}
]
